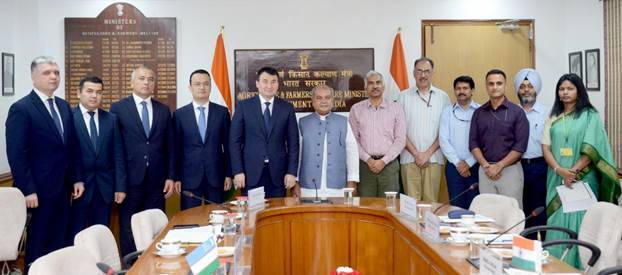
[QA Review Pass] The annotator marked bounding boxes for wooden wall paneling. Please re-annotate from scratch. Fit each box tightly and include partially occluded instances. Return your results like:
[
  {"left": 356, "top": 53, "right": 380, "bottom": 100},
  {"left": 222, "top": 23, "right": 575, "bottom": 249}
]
[
  {"left": 252, "top": 219, "right": 288, "bottom": 275},
  {"left": 354, "top": 217, "right": 394, "bottom": 275},
  {"left": 290, "top": 213, "right": 351, "bottom": 275}
]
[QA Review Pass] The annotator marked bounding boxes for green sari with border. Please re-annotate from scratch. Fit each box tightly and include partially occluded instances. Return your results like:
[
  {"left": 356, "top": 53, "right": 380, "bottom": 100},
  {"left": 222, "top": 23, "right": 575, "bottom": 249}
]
[{"left": 544, "top": 109, "right": 620, "bottom": 269}]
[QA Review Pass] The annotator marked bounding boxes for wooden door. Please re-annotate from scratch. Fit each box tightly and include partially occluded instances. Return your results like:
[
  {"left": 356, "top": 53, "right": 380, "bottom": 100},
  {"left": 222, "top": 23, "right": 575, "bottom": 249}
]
[{"left": 422, "top": 20, "right": 535, "bottom": 105}]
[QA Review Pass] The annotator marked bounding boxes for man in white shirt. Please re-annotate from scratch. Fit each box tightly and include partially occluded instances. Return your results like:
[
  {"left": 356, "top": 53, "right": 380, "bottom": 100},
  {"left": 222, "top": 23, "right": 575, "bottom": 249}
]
[
  {"left": 439, "top": 76, "right": 480, "bottom": 209},
  {"left": 398, "top": 57, "right": 450, "bottom": 202},
  {"left": 296, "top": 84, "right": 359, "bottom": 198}
]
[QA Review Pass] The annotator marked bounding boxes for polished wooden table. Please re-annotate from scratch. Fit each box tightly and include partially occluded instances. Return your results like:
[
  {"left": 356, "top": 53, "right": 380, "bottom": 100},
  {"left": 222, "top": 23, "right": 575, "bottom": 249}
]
[{"left": 128, "top": 198, "right": 580, "bottom": 275}]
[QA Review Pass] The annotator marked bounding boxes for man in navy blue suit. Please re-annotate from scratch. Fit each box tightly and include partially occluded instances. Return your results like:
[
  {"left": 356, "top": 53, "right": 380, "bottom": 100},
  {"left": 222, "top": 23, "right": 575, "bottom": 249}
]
[
  {"left": 5, "top": 56, "right": 84, "bottom": 268},
  {"left": 67, "top": 76, "right": 126, "bottom": 241},
  {"left": 173, "top": 69, "right": 232, "bottom": 209},
  {"left": 230, "top": 67, "right": 299, "bottom": 198},
  {"left": 110, "top": 65, "right": 175, "bottom": 255}
]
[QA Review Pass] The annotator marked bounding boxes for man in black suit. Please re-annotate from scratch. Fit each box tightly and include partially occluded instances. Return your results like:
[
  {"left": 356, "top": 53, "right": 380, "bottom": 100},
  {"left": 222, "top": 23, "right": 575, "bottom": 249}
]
[
  {"left": 230, "top": 67, "right": 299, "bottom": 198},
  {"left": 173, "top": 69, "right": 232, "bottom": 209},
  {"left": 5, "top": 56, "right": 84, "bottom": 268},
  {"left": 67, "top": 76, "right": 126, "bottom": 241},
  {"left": 110, "top": 65, "right": 175, "bottom": 255}
]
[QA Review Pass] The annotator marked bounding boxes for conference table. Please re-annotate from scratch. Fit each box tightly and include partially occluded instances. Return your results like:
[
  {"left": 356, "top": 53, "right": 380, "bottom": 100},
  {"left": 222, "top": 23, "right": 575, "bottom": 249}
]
[{"left": 127, "top": 198, "right": 581, "bottom": 275}]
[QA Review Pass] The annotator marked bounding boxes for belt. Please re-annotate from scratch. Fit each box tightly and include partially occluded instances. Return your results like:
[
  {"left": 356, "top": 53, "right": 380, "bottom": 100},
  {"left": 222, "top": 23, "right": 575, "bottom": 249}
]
[
  {"left": 521, "top": 157, "right": 544, "bottom": 164},
  {"left": 370, "top": 155, "right": 384, "bottom": 160}
]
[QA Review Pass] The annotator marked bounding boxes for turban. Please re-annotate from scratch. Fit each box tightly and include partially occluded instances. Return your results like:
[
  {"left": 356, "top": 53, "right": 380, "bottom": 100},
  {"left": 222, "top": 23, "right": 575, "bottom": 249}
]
[{"left": 514, "top": 68, "right": 542, "bottom": 94}]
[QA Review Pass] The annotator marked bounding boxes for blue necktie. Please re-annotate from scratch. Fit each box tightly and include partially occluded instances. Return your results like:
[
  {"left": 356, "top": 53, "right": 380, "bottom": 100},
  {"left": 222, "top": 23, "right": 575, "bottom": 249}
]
[
  {"left": 263, "top": 102, "right": 271, "bottom": 132},
  {"left": 140, "top": 101, "right": 150, "bottom": 137},
  {"left": 88, "top": 111, "right": 98, "bottom": 150},
  {"left": 198, "top": 106, "right": 207, "bottom": 143},
  {"left": 47, "top": 98, "right": 64, "bottom": 143}
]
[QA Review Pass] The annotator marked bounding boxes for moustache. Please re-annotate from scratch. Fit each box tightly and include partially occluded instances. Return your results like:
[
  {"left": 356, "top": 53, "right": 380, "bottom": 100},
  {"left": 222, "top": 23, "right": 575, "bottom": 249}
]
[{"left": 457, "top": 93, "right": 467, "bottom": 97}]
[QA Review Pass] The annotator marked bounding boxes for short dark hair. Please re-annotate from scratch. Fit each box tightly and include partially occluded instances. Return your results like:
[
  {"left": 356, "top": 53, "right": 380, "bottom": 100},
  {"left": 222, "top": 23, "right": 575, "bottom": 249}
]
[
  {"left": 486, "top": 69, "right": 506, "bottom": 81},
  {"left": 550, "top": 73, "right": 595, "bottom": 118},
  {"left": 256, "top": 66, "right": 279, "bottom": 79},
  {"left": 414, "top": 57, "right": 434, "bottom": 69},
  {"left": 79, "top": 76, "right": 104, "bottom": 92},
  {"left": 453, "top": 75, "right": 475, "bottom": 89},
  {"left": 189, "top": 69, "right": 211, "bottom": 84}
]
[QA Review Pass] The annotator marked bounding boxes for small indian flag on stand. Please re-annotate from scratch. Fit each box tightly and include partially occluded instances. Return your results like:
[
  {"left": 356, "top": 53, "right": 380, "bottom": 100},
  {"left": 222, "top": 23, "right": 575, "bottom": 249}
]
[
  {"left": 511, "top": 235, "right": 543, "bottom": 273},
  {"left": 186, "top": 236, "right": 220, "bottom": 274}
]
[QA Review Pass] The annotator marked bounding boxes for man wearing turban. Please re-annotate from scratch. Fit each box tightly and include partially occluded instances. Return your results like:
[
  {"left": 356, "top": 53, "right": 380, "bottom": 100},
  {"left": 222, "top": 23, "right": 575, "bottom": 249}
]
[{"left": 514, "top": 68, "right": 550, "bottom": 236}]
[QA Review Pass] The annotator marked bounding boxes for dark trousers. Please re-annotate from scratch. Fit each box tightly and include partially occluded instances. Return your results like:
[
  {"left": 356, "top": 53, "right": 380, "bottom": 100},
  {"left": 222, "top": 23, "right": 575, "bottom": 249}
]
[
  {"left": 119, "top": 171, "right": 165, "bottom": 256},
  {"left": 242, "top": 164, "right": 285, "bottom": 198},
  {"left": 67, "top": 186, "right": 111, "bottom": 244},
  {"left": 521, "top": 158, "right": 548, "bottom": 238},
  {"left": 25, "top": 191, "right": 70, "bottom": 269},
  {"left": 181, "top": 175, "right": 224, "bottom": 210},
  {"left": 445, "top": 163, "right": 479, "bottom": 209}
]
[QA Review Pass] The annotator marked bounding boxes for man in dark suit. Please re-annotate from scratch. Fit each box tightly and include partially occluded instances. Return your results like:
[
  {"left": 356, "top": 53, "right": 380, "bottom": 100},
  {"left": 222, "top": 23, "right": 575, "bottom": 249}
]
[
  {"left": 230, "top": 67, "right": 299, "bottom": 198},
  {"left": 5, "top": 56, "right": 84, "bottom": 268},
  {"left": 110, "top": 65, "right": 175, "bottom": 255},
  {"left": 174, "top": 69, "right": 232, "bottom": 209},
  {"left": 67, "top": 76, "right": 126, "bottom": 241}
]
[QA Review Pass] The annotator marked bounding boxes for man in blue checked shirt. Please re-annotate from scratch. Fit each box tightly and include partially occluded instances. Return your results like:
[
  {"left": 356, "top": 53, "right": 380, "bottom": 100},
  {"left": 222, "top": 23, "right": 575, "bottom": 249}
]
[{"left": 439, "top": 76, "right": 480, "bottom": 209}]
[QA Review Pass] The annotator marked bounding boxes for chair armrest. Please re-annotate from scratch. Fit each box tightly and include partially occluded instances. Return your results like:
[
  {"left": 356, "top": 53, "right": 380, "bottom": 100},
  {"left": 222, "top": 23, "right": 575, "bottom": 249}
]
[
  {"left": 596, "top": 265, "right": 622, "bottom": 275},
  {"left": 520, "top": 225, "right": 578, "bottom": 239},
  {"left": 543, "top": 239, "right": 601, "bottom": 268},
  {"left": 122, "top": 250, "right": 143, "bottom": 269}
]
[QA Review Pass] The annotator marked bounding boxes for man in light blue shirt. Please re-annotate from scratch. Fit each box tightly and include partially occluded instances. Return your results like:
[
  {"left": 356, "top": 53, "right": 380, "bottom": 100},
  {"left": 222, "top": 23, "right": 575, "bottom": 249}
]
[
  {"left": 439, "top": 76, "right": 480, "bottom": 209},
  {"left": 515, "top": 68, "right": 549, "bottom": 233}
]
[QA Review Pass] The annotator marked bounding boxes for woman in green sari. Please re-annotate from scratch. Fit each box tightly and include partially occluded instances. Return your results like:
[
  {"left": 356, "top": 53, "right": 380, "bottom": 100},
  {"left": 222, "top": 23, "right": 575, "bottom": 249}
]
[{"left": 541, "top": 73, "right": 620, "bottom": 269}]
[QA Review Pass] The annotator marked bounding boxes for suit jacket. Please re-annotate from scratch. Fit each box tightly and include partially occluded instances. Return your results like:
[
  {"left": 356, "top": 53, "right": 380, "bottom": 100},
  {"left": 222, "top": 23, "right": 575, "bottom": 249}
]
[
  {"left": 72, "top": 107, "right": 126, "bottom": 204},
  {"left": 173, "top": 102, "right": 231, "bottom": 190},
  {"left": 6, "top": 90, "right": 81, "bottom": 198},
  {"left": 229, "top": 96, "right": 299, "bottom": 188},
  {"left": 110, "top": 95, "right": 174, "bottom": 188}
]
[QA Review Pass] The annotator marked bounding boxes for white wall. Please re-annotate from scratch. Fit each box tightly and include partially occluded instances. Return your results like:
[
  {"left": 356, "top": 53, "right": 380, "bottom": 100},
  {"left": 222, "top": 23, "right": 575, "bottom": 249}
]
[{"left": 0, "top": 0, "right": 607, "bottom": 174}]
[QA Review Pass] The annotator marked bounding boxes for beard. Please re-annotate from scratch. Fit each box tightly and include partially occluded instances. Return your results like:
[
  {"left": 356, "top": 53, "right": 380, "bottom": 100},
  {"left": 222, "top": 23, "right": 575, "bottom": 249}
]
[{"left": 519, "top": 94, "right": 536, "bottom": 105}]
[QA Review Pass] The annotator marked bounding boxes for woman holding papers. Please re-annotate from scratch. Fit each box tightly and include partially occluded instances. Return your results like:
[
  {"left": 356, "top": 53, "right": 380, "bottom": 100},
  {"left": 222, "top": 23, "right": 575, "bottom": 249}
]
[{"left": 541, "top": 73, "right": 620, "bottom": 269}]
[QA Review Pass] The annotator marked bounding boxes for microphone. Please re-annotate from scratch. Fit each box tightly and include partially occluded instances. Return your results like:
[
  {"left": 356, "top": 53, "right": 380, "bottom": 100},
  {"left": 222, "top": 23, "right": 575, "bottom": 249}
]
[
  {"left": 485, "top": 206, "right": 544, "bottom": 246},
  {"left": 433, "top": 183, "right": 479, "bottom": 214},
  {"left": 300, "top": 180, "right": 330, "bottom": 204},
  {"left": 182, "top": 191, "right": 230, "bottom": 208}
]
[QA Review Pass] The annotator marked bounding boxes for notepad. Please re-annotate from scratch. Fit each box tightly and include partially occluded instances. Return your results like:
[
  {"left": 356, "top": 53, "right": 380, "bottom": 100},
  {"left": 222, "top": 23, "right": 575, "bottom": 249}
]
[
  {"left": 162, "top": 226, "right": 214, "bottom": 243},
  {"left": 556, "top": 181, "right": 597, "bottom": 213}
]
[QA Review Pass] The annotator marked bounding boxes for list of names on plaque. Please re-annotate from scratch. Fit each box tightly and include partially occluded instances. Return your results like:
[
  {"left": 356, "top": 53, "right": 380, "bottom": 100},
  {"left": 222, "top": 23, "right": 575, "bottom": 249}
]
[{"left": 65, "top": 2, "right": 176, "bottom": 110}]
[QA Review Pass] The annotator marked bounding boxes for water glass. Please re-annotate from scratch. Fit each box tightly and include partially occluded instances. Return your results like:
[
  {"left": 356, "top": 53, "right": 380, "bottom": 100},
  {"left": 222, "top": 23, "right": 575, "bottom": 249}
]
[{"left": 385, "top": 191, "right": 398, "bottom": 209}]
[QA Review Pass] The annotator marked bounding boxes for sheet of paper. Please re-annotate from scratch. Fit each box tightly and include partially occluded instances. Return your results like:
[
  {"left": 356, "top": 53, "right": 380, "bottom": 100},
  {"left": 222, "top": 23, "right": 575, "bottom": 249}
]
[
  {"left": 556, "top": 181, "right": 597, "bottom": 213},
  {"left": 248, "top": 186, "right": 266, "bottom": 209},
  {"left": 162, "top": 226, "right": 214, "bottom": 243},
  {"left": 424, "top": 211, "right": 441, "bottom": 242},
  {"left": 480, "top": 246, "right": 503, "bottom": 275}
]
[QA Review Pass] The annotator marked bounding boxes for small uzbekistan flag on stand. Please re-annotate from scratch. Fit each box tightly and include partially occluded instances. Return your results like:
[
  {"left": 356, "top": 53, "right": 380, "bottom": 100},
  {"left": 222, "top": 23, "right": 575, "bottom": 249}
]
[{"left": 186, "top": 236, "right": 220, "bottom": 275}]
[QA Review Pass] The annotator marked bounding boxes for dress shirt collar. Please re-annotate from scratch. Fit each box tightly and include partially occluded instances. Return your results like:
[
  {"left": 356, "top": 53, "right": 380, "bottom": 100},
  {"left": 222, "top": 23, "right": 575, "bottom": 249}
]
[
  {"left": 33, "top": 88, "right": 55, "bottom": 102},
  {"left": 132, "top": 93, "right": 152, "bottom": 105},
  {"left": 258, "top": 95, "right": 275, "bottom": 105},
  {"left": 365, "top": 97, "right": 387, "bottom": 109},
  {"left": 483, "top": 96, "right": 510, "bottom": 110},
  {"left": 452, "top": 100, "right": 479, "bottom": 111},
  {"left": 79, "top": 103, "right": 98, "bottom": 116},
  {"left": 523, "top": 102, "right": 545, "bottom": 114},
  {"left": 192, "top": 101, "right": 209, "bottom": 111}
]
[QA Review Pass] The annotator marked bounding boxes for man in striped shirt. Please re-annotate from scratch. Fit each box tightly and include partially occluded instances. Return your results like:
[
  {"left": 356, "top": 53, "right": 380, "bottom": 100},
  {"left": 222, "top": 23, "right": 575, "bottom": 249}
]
[
  {"left": 398, "top": 57, "right": 450, "bottom": 202},
  {"left": 349, "top": 71, "right": 406, "bottom": 197}
]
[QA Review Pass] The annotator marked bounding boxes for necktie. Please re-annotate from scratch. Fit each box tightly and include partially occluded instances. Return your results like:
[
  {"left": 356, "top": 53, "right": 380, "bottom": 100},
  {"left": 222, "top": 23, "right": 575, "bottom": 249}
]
[
  {"left": 140, "top": 101, "right": 150, "bottom": 137},
  {"left": 198, "top": 106, "right": 207, "bottom": 143},
  {"left": 263, "top": 102, "right": 271, "bottom": 132},
  {"left": 47, "top": 98, "right": 64, "bottom": 143},
  {"left": 88, "top": 111, "right": 98, "bottom": 150}
]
